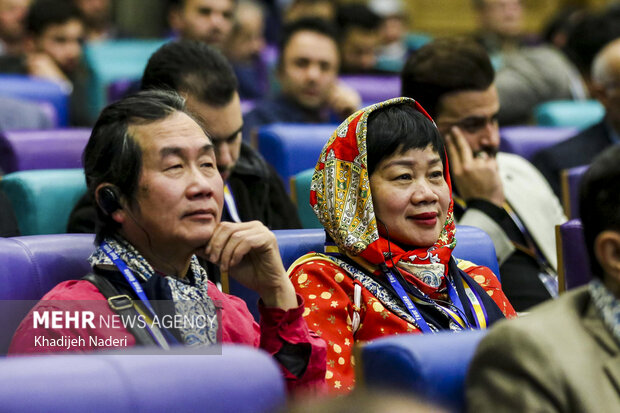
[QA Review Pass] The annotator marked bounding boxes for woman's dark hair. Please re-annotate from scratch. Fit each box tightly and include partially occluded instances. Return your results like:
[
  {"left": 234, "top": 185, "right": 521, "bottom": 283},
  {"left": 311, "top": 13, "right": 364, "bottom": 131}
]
[
  {"left": 83, "top": 89, "right": 190, "bottom": 242},
  {"left": 366, "top": 103, "right": 445, "bottom": 176},
  {"left": 579, "top": 145, "right": 620, "bottom": 279}
]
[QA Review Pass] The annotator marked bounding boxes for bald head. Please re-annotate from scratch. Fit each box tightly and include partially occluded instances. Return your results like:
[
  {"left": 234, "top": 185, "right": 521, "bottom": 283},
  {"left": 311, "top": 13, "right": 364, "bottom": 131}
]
[{"left": 591, "top": 38, "right": 620, "bottom": 87}]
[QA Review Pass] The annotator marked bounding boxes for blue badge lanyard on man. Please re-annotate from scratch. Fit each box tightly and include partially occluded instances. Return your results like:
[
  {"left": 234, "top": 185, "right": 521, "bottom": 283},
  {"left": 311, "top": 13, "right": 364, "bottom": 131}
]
[{"left": 101, "top": 241, "right": 180, "bottom": 348}]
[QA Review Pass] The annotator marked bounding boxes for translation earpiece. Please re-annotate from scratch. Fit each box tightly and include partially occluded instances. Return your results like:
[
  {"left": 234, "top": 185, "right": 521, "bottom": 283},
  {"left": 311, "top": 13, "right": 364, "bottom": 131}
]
[{"left": 98, "top": 186, "right": 122, "bottom": 215}]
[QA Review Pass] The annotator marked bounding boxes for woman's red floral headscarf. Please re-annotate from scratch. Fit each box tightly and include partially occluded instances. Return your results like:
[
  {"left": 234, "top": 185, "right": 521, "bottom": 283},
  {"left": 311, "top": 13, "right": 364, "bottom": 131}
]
[{"left": 310, "top": 97, "right": 456, "bottom": 285}]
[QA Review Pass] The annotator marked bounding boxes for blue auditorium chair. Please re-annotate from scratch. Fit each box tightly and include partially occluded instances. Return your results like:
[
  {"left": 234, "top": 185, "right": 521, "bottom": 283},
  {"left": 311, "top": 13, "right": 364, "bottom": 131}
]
[
  {"left": 0, "top": 169, "right": 87, "bottom": 235},
  {"left": 0, "top": 74, "right": 70, "bottom": 126},
  {"left": 0, "top": 345, "right": 286, "bottom": 412},
  {"left": 290, "top": 168, "right": 320, "bottom": 229},
  {"left": 339, "top": 75, "right": 402, "bottom": 106},
  {"left": 227, "top": 226, "right": 501, "bottom": 321},
  {"left": 560, "top": 164, "right": 588, "bottom": 219},
  {"left": 499, "top": 126, "right": 578, "bottom": 161},
  {"left": 0, "top": 233, "right": 94, "bottom": 353},
  {"left": 0, "top": 128, "right": 90, "bottom": 173},
  {"left": 357, "top": 329, "right": 488, "bottom": 412},
  {"left": 534, "top": 100, "right": 604, "bottom": 130},
  {"left": 256, "top": 123, "right": 336, "bottom": 186},
  {"left": 556, "top": 219, "right": 591, "bottom": 293}
]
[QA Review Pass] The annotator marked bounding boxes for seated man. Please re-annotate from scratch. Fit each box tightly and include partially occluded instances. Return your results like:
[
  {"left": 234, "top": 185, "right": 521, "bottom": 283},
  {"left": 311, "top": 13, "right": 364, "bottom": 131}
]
[
  {"left": 0, "top": 0, "right": 92, "bottom": 126},
  {"left": 402, "top": 37, "right": 567, "bottom": 311},
  {"left": 335, "top": 2, "right": 381, "bottom": 74},
  {"left": 168, "top": 0, "right": 235, "bottom": 50},
  {"left": 68, "top": 40, "right": 300, "bottom": 233},
  {"left": 467, "top": 144, "right": 620, "bottom": 411},
  {"left": 10, "top": 90, "right": 326, "bottom": 393},
  {"left": 242, "top": 17, "right": 360, "bottom": 142},
  {"left": 533, "top": 37, "right": 620, "bottom": 198}
]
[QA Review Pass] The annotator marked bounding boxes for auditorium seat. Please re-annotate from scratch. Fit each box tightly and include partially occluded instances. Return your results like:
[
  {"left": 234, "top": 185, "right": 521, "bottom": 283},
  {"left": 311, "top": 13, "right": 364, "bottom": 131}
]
[
  {"left": 556, "top": 219, "right": 591, "bottom": 293},
  {"left": 84, "top": 39, "right": 168, "bottom": 120},
  {"left": 0, "top": 128, "right": 90, "bottom": 174},
  {"left": 256, "top": 123, "right": 336, "bottom": 186},
  {"left": 290, "top": 168, "right": 320, "bottom": 229},
  {"left": 0, "top": 345, "right": 286, "bottom": 412},
  {"left": 0, "top": 169, "right": 87, "bottom": 235},
  {"left": 0, "top": 74, "right": 70, "bottom": 126},
  {"left": 339, "top": 75, "right": 401, "bottom": 106},
  {"left": 560, "top": 164, "right": 588, "bottom": 219},
  {"left": 499, "top": 126, "right": 578, "bottom": 161},
  {"left": 226, "top": 226, "right": 502, "bottom": 321},
  {"left": 0, "top": 233, "right": 94, "bottom": 353},
  {"left": 357, "top": 329, "right": 488, "bottom": 412},
  {"left": 534, "top": 100, "right": 604, "bottom": 130}
]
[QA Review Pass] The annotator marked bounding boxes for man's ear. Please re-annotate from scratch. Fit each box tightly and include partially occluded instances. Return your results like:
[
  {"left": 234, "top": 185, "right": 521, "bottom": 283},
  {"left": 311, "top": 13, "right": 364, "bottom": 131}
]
[
  {"left": 594, "top": 230, "right": 620, "bottom": 282},
  {"left": 94, "top": 183, "right": 127, "bottom": 225}
]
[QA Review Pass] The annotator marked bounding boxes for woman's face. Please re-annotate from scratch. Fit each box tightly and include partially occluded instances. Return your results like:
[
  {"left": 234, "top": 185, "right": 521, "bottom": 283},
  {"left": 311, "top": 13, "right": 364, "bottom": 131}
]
[{"left": 369, "top": 145, "right": 450, "bottom": 248}]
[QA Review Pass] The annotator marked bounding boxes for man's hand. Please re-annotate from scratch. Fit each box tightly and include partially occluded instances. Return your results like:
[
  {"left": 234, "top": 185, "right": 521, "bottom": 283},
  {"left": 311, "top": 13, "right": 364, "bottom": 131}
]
[
  {"left": 327, "top": 81, "right": 361, "bottom": 119},
  {"left": 26, "top": 53, "right": 71, "bottom": 86},
  {"left": 446, "top": 126, "right": 504, "bottom": 207},
  {"left": 203, "top": 221, "right": 297, "bottom": 310}
]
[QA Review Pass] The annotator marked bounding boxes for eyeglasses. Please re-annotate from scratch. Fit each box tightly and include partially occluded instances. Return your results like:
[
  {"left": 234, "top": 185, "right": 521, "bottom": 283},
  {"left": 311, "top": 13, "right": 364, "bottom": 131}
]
[{"left": 438, "top": 114, "right": 499, "bottom": 134}]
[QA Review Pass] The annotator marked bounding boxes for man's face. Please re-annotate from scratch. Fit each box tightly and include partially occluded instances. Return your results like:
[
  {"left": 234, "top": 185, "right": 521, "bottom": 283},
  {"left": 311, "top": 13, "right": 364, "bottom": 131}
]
[
  {"left": 74, "top": 0, "right": 110, "bottom": 28},
  {"left": 478, "top": 0, "right": 523, "bottom": 39},
  {"left": 278, "top": 30, "right": 339, "bottom": 110},
  {"left": 435, "top": 85, "right": 501, "bottom": 156},
  {"left": 126, "top": 111, "right": 224, "bottom": 255},
  {"left": 0, "top": 0, "right": 29, "bottom": 43},
  {"left": 224, "top": 3, "right": 264, "bottom": 62},
  {"left": 186, "top": 93, "right": 243, "bottom": 183},
  {"left": 35, "top": 18, "right": 85, "bottom": 74},
  {"left": 171, "top": 0, "right": 235, "bottom": 48},
  {"left": 340, "top": 27, "right": 379, "bottom": 72}
]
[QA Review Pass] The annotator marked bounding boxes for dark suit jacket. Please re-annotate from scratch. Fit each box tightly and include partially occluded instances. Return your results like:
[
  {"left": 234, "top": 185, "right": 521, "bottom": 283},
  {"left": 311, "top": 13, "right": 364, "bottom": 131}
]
[{"left": 532, "top": 120, "right": 613, "bottom": 198}]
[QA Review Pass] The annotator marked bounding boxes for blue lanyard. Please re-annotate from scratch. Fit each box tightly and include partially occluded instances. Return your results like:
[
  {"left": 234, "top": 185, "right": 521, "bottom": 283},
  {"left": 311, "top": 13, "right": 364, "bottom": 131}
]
[
  {"left": 100, "top": 241, "right": 179, "bottom": 347},
  {"left": 445, "top": 274, "right": 489, "bottom": 329},
  {"left": 384, "top": 267, "right": 433, "bottom": 333},
  {"left": 385, "top": 264, "right": 486, "bottom": 332}
]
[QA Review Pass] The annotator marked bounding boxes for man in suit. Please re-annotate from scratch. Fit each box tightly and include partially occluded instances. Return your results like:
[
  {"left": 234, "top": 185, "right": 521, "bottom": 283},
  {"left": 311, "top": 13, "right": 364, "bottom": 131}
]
[
  {"left": 533, "top": 37, "right": 620, "bottom": 199},
  {"left": 467, "top": 144, "right": 620, "bottom": 411},
  {"left": 401, "top": 37, "right": 566, "bottom": 312}
]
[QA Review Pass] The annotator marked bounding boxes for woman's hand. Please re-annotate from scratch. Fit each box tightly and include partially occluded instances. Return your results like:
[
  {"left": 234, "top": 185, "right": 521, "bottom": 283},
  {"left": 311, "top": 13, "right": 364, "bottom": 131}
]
[{"left": 203, "top": 221, "right": 297, "bottom": 310}]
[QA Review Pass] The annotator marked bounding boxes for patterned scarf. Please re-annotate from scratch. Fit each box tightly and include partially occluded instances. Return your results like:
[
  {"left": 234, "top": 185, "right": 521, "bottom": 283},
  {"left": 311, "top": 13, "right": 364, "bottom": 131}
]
[
  {"left": 89, "top": 236, "right": 219, "bottom": 346},
  {"left": 589, "top": 279, "right": 620, "bottom": 346},
  {"left": 311, "top": 97, "right": 456, "bottom": 291}
]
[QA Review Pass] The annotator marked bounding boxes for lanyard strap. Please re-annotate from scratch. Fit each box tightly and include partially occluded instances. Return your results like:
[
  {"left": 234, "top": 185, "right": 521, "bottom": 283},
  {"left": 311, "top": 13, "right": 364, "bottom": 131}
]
[
  {"left": 446, "top": 272, "right": 488, "bottom": 329},
  {"left": 503, "top": 202, "right": 552, "bottom": 271},
  {"left": 224, "top": 184, "right": 241, "bottom": 223},
  {"left": 100, "top": 241, "right": 178, "bottom": 347},
  {"left": 384, "top": 266, "right": 433, "bottom": 333},
  {"left": 386, "top": 263, "right": 490, "bottom": 331}
]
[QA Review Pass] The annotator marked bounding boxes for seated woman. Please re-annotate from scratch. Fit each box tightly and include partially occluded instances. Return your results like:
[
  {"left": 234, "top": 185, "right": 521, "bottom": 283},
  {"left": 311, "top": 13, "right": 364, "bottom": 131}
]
[
  {"left": 288, "top": 98, "right": 516, "bottom": 393},
  {"left": 9, "top": 90, "right": 326, "bottom": 393}
]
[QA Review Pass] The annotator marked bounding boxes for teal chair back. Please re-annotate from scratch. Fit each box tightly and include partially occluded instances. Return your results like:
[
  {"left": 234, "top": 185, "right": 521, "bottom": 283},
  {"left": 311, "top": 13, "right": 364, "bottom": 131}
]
[
  {"left": 84, "top": 39, "right": 168, "bottom": 119},
  {"left": 290, "top": 168, "right": 321, "bottom": 229},
  {"left": 0, "top": 169, "right": 86, "bottom": 235},
  {"left": 534, "top": 100, "right": 604, "bottom": 130}
]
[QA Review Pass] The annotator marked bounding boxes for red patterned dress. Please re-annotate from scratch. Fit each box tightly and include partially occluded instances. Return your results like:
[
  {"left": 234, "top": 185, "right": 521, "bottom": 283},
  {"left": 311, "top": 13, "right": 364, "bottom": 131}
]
[{"left": 289, "top": 255, "right": 516, "bottom": 393}]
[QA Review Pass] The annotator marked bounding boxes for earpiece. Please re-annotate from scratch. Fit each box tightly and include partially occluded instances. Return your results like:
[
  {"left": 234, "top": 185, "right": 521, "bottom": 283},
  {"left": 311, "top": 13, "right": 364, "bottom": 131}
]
[{"left": 98, "top": 185, "right": 122, "bottom": 215}]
